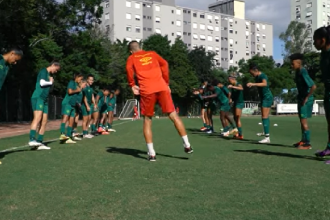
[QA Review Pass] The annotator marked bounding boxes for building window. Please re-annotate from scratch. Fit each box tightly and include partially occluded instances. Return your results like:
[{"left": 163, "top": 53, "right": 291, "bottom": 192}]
[
  {"left": 183, "top": 10, "right": 187, "bottom": 13},
  {"left": 207, "top": 26, "right": 214, "bottom": 31},
  {"left": 135, "top": 15, "right": 141, "bottom": 21},
  {"left": 215, "top": 37, "right": 219, "bottom": 42},
  {"left": 306, "top": 2, "right": 312, "bottom": 8},
  {"left": 257, "top": 34, "right": 260, "bottom": 42},
  {"left": 176, "top": 20, "right": 181, "bottom": 26},
  {"left": 200, "top": 24, "right": 205, "bottom": 30},
  {"left": 177, "top": 32, "right": 182, "bottom": 37},
  {"left": 143, "top": 15, "right": 146, "bottom": 19},
  {"left": 246, "top": 40, "right": 249, "bottom": 48},
  {"left": 229, "top": 39, "right": 233, "bottom": 47},
  {"left": 207, "top": 15, "right": 212, "bottom": 20},
  {"left": 193, "top": 13, "right": 197, "bottom": 17},
  {"left": 188, "top": 33, "right": 191, "bottom": 36},
  {"left": 176, "top": 9, "right": 181, "bottom": 15},
  {"left": 246, "top": 51, "right": 250, "bottom": 56},
  {"left": 193, "top": 34, "right": 198, "bottom": 39},
  {"left": 106, "top": 3, "right": 109, "bottom": 8},
  {"left": 147, "top": 28, "right": 152, "bottom": 31},
  {"left": 135, "top": 3, "right": 140, "bottom": 9},
  {"left": 136, "top": 39, "right": 141, "bottom": 42},
  {"left": 126, "top": 37, "right": 132, "bottom": 41},
  {"left": 193, "top": 23, "right": 197, "bottom": 29},
  {"left": 183, "top": 32, "right": 187, "bottom": 35},
  {"left": 207, "top": 46, "right": 213, "bottom": 51},
  {"left": 200, "top": 35, "right": 206, "bottom": 40},
  {"left": 172, "top": 21, "right": 174, "bottom": 25},
  {"left": 262, "top": 34, "right": 266, "bottom": 39},
  {"left": 136, "top": 27, "right": 141, "bottom": 33},
  {"left": 106, "top": 25, "right": 110, "bottom": 32},
  {"left": 155, "top": 29, "right": 161, "bottom": 34},
  {"left": 156, "top": 17, "right": 160, "bottom": 23},
  {"left": 262, "top": 25, "right": 266, "bottom": 30},
  {"left": 155, "top": 5, "right": 160, "bottom": 11},
  {"left": 208, "top": 36, "right": 213, "bottom": 41},
  {"left": 229, "top": 29, "right": 233, "bottom": 34},
  {"left": 246, "top": 31, "right": 249, "bottom": 36},
  {"left": 143, "top": 27, "right": 146, "bottom": 31},
  {"left": 105, "top": 13, "right": 109, "bottom": 20},
  {"left": 126, "top": 1, "right": 131, "bottom": 7},
  {"left": 126, "top": 13, "right": 131, "bottom": 19},
  {"left": 306, "top": 12, "right": 312, "bottom": 17},
  {"left": 215, "top": 16, "right": 219, "bottom": 20},
  {"left": 215, "top": 27, "right": 219, "bottom": 31},
  {"left": 200, "top": 14, "right": 205, "bottom": 19},
  {"left": 126, "top": 26, "right": 132, "bottom": 32}
]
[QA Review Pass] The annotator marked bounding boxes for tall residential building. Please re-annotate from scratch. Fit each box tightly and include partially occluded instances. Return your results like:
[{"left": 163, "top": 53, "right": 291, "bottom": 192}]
[
  {"left": 291, "top": 0, "right": 330, "bottom": 47},
  {"left": 101, "top": 0, "right": 273, "bottom": 70},
  {"left": 208, "top": 0, "right": 245, "bottom": 20}
]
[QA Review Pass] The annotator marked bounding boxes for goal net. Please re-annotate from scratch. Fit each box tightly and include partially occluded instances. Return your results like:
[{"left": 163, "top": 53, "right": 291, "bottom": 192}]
[{"left": 118, "top": 99, "right": 140, "bottom": 120}]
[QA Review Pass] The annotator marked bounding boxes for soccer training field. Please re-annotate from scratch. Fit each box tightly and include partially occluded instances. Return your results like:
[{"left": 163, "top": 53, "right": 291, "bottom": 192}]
[{"left": 1, "top": 116, "right": 330, "bottom": 220}]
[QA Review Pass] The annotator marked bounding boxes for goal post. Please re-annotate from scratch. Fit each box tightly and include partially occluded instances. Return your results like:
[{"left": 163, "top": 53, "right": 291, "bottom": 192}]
[
  {"left": 314, "top": 100, "right": 324, "bottom": 116},
  {"left": 118, "top": 99, "right": 140, "bottom": 120}
]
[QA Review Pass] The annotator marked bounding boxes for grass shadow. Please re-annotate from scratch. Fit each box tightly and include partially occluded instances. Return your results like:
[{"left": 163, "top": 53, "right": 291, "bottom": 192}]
[
  {"left": 106, "top": 146, "right": 189, "bottom": 160},
  {"left": 234, "top": 149, "right": 325, "bottom": 161}
]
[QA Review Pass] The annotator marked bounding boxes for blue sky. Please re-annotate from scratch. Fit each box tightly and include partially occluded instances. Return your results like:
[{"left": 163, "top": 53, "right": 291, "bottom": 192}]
[{"left": 177, "top": 0, "right": 291, "bottom": 63}]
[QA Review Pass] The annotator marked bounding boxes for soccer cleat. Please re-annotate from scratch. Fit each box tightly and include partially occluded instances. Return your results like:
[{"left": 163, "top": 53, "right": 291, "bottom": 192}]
[
  {"left": 65, "top": 138, "right": 76, "bottom": 144},
  {"left": 221, "top": 131, "right": 230, "bottom": 137},
  {"left": 60, "top": 134, "right": 69, "bottom": 141},
  {"left": 108, "top": 128, "right": 116, "bottom": 132},
  {"left": 233, "top": 134, "right": 244, "bottom": 140},
  {"left": 257, "top": 132, "right": 265, "bottom": 137},
  {"left": 184, "top": 146, "right": 194, "bottom": 154},
  {"left": 315, "top": 148, "right": 330, "bottom": 157},
  {"left": 293, "top": 141, "right": 304, "bottom": 148},
  {"left": 73, "top": 136, "right": 82, "bottom": 141},
  {"left": 206, "top": 129, "right": 213, "bottom": 134},
  {"left": 37, "top": 145, "right": 51, "bottom": 150},
  {"left": 148, "top": 155, "right": 157, "bottom": 162},
  {"left": 83, "top": 135, "right": 93, "bottom": 139},
  {"left": 200, "top": 127, "right": 208, "bottom": 131},
  {"left": 28, "top": 140, "right": 42, "bottom": 147},
  {"left": 297, "top": 143, "right": 312, "bottom": 150},
  {"left": 72, "top": 132, "right": 80, "bottom": 137},
  {"left": 229, "top": 128, "right": 238, "bottom": 135},
  {"left": 258, "top": 137, "right": 270, "bottom": 144},
  {"left": 97, "top": 127, "right": 105, "bottom": 133}
]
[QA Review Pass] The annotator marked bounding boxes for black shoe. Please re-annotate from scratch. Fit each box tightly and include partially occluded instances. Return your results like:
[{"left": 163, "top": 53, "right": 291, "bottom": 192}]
[
  {"left": 184, "top": 146, "right": 193, "bottom": 154},
  {"left": 148, "top": 155, "right": 156, "bottom": 162}
]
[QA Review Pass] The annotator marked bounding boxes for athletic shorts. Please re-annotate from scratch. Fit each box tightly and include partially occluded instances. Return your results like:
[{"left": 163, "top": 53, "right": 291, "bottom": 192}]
[
  {"left": 261, "top": 98, "right": 273, "bottom": 108},
  {"left": 220, "top": 103, "right": 231, "bottom": 112},
  {"left": 234, "top": 103, "right": 244, "bottom": 109},
  {"left": 99, "top": 104, "right": 108, "bottom": 114},
  {"left": 62, "top": 104, "right": 76, "bottom": 117},
  {"left": 90, "top": 104, "right": 98, "bottom": 113},
  {"left": 31, "top": 98, "right": 48, "bottom": 114},
  {"left": 81, "top": 104, "right": 92, "bottom": 116},
  {"left": 140, "top": 90, "right": 175, "bottom": 117},
  {"left": 298, "top": 99, "right": 313, "bottom": 119},
  {"left": 107, "top": 106, "right": 114, "bottom": 112},
  {"left": 207, "top": 102, "right": 216, "bottom": 112}
]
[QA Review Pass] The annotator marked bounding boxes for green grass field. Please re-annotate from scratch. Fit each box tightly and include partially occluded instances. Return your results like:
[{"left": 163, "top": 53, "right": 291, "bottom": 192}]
[{"left": 1, "top": 116, "right": 330, "bottom": 220}]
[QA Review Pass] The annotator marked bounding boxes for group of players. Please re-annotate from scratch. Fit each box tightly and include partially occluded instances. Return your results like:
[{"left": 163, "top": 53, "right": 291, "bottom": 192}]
[
  {"left": 3, "top": 25, "right": 330, "bottom": 163},
  {"left": 26, "top": 65, "right": 121, "bottom": 150}
]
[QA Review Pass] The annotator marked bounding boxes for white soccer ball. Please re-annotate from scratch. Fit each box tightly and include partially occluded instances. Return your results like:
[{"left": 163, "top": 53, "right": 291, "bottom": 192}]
[
  {"left": 155, "top": 116, "right": 160, "bottom": 119},
  {"left": 258, "top": 122, "right": 262, "bottom": 125},
  {"left": 274, "top": 124, "right": 278, "bottom": 126}
]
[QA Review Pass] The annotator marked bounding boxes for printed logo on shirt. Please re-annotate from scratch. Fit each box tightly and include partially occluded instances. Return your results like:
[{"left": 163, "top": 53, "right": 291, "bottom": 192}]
[{"left": 140, "top": 57, "right": 153, "bottom": 66}]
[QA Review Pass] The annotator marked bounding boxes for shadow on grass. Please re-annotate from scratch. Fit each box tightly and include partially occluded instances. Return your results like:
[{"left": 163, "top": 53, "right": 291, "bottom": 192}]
[
  {"left": 234, "top": 149, "right": 325, "bottom": 161},
  {"left": 106, "top": 147, "right": 189, "bottom": 161}
]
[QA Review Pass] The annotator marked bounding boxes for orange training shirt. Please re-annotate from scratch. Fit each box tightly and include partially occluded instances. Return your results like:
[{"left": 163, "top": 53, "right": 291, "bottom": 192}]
[{"left": 126, "top": 50, "right": 169, "bottom": 95}]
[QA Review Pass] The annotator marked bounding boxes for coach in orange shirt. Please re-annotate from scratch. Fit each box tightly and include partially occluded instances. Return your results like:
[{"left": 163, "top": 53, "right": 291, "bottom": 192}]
[{"left": 126, "top": 41, "right": 193, "bottom": 162}]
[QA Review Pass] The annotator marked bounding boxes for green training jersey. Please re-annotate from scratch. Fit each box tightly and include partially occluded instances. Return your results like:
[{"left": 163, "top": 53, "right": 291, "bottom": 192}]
[
  {"left": 70, "top": 90, "right": 83, "bottom": 106},
  {"left": 255, "top": 72, "right": 273, "bottom": 100},
  {"left": 214, "top": 87, "right": 229, "bottom": 105},
  {"left": 109, "top": 95, "right": 116, "bottom": 106},
  {"left": 320, "top": 48, "right": 330, "bottom": 95},
  {"left": 231, "top": 83, "right": 244, "bottom": 103},
  {"left": 295, "top": 67, "right": 315, "bottom": 102},
  {"left": 31, "top": 68, "right": 51, "bottom": 100},
  {"left": 82, "top": 86, "right": 94, "bottom": 105},
  {"left": 97, "top": 91, "right": 107, "bottom": 106},
  {"left": 0, "top": 55, "right": 9, "bottom": 90},
  {"left": 62, "top": 80, "right": 77, "bottom": 105}
]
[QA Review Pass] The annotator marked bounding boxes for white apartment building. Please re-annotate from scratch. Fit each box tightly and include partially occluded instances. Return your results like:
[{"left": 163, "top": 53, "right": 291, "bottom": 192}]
[
  {"left": 291, "top": 0, "right": 330, "bottom": 48},
  {"left": 101, "top": 0, "right": 273, "bottom": 70}
]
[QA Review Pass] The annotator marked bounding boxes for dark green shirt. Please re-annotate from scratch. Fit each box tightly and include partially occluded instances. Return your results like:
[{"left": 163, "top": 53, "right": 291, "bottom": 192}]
[
  {"left": 97, "top": 91, "right": 108, "bottom": 106},
  {"left": 295, "top": 68, "right": 314, "bottom": 102},
  {"left": 255, "top": 72, "right": 273, "bottom": 100},
  {"left": 221, "top": 86, "right": 230, "bottom": 97},
  {"left": 231, "top": 83, "right": 244, "bottom": 103},
  {"left": 320, "top": 48, "right": 330, "bottom": 94},
  {"left": 31, "top": 68, "right": 51, "bottom": 100},
  {"left": 109, "top": 95, "right": 116, "bottom": 106},
  {"left": 82, "top": 86, "right": 94, "bottom": 105},
  {"left": 0, "top": 55, "right": 9, "bottom": 90},
  {"left": 71, "top": 90, "right": 83, "bottom": 106},
  {"left": 62, "top": 80, "right": 77, "bottom": 105},
  {"left": 214, "top": 87, "right": 229, "bottom": 105}
]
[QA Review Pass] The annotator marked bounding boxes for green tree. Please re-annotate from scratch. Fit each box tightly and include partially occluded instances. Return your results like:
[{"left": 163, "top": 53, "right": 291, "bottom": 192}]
[
  {"left": 279, "top": 21, "right": 312, "bottom": 59},
  {"left": 142, "top": 34, "right": 171, "bottom": 61}
]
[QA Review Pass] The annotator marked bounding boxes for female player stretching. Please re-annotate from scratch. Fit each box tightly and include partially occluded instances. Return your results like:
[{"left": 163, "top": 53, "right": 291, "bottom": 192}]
[
  {"left": 247, "top": 63, "right": 273, "bottom": 143},
  {"left": 228, "top": 74, "right": 244, "bottom": 139}
]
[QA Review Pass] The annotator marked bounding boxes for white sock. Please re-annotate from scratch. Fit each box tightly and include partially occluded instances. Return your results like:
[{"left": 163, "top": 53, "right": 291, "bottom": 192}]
[
  {"left": 147, "top": 143, "right": 156, "bottom": 156},
  {"left": 182, "top": 135, "right": 190, "bottom": 148}
]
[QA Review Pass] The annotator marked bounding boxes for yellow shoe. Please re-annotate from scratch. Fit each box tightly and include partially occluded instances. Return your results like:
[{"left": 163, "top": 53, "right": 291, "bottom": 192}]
[
  {"left": 229, "top": 128, "right": 238, "bottom": 135},
  {"left": 65, "top": 138, "right": 76, "bottom": 144},
  {"left": 60, "top": 134, "right": 69, "bottom": 141}
]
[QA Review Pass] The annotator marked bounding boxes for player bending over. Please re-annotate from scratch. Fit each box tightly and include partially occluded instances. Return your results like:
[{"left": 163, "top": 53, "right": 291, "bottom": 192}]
[
  {"left": 106, "top": 88, "right": 120, "bottom": 132},
  {"left": 95, "top": 88, "right": 110, "bottom": 135},
  {"left": 29, "top": 61, "right": 61, "bottom": 149},
  {"left": 247, "top": 63, "right": 274, "bottom": 144},
  {"left": 228, "top": 73, "right": 244, "bottom": 139},
  {"left": 289, "top": 53, "right": 316, "bottom": 150},
  {"left": 126, "top": 41, "right": 193, "bottom": 162},
  {"left": 81, "top": 74, "right": 96, "bottom": 138},
  {"left": 312, "top": 26, "right": 330, "bottom": 163},
  {"left": 59, "top": 74, "right": 84, "bottom": 143}
]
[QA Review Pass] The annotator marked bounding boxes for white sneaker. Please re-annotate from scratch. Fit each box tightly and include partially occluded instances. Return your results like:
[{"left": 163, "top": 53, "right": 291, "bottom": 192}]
[
  {"left": 206, "top": 130, "right": 213, "bottom": 134},
  {"left": 37, "top": 145, "right": 51, "bottom": 150},
  {"left": 83, "top": 135, "right": 93, "bottom": 139},
  {"left": 257, "top": 132, "right": 265, "bottom": 136},
  {"left": 88, "top": 134, "right": 94, "bottom": 138},
  {"left": 229, "top": 128, "right": 238, "bottom": 135},
  {"left": 28, "top": 140, "right": 42, "bottom": 147},
  {"left": 73, "top": 136, "right": 82, "bottom": 141},
  {"left": 259, "top": 137, "right": 270, "bottom": 143},
  {"left": 108, "top": 128, "right": 116, "bottom": 132},
  {"left": 65, "top": 138, "right": 76, "bottom": 144},
  {"left": 221, "top": 131, "right": 230, "bottom": 137},
  {"left": 72, "top": 132, "right": 80, "bottom": 137}
]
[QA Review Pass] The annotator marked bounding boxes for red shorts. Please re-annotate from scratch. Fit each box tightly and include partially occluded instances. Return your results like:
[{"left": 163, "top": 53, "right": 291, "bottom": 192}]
[{"left": 140, "top": 91, "right": 175, "bottom": 116}]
